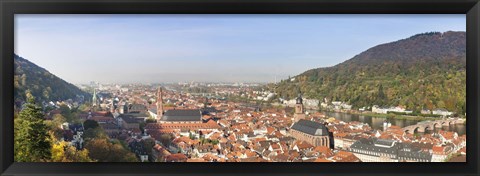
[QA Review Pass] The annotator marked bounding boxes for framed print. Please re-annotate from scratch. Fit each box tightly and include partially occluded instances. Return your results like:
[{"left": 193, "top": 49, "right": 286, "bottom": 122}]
[{"left": 1, "top": 0, "right": 479, "bottom": 175}]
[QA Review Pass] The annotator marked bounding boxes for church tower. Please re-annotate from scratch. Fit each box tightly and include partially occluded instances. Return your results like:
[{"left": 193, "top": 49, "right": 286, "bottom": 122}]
[
  {"left": 156, "top": 87, "right": 164, "bottom": 121},
  {"left": 293, "top": 94, "right": 306, "bottom": 123},
  {"left": 92, "top": 89, "right": 97, "bottom": 107}
]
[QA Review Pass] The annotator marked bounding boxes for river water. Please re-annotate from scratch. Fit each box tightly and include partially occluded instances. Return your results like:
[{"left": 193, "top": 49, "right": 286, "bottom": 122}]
[{"left": 320, "top": 111, "right": 466, "bottom": 136}]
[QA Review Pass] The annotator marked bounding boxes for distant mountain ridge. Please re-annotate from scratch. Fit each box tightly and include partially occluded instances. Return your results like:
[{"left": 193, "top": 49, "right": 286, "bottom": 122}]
[
  {"left": 342, "top": 31, "right": 465, "bottom": 66},
  {"left": 14, "top": 54, "right": 90, "bottom": 104},
  {"left": 274, "top": 31, "right": 466, "bottom": 114}
]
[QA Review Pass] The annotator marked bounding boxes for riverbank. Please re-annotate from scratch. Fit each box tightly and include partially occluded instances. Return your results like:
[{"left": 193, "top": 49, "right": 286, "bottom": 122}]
[
  {"left": 320, "top": 110, "right": 466, "bottom": 135},
  {"left": 347, "top": 112, "right": 438, "bottom": 121}
]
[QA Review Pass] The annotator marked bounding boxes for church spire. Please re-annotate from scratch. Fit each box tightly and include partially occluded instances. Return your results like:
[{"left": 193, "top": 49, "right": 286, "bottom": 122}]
[{"left": 296, "top": 93, "right": 303, "bottom": 105}]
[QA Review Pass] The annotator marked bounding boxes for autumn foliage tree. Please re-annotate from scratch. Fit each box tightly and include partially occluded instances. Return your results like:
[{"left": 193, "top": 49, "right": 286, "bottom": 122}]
[
  {"left": 44, "top": 114, "right": 66, "bottom": 139},
  {"left": 51, "top": 140, "right": 93, "bottom": 162}
]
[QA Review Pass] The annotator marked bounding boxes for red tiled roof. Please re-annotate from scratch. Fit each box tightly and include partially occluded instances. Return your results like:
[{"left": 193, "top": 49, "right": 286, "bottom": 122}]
[
  {"left": 314, "top": 146, "right": 333, "bottom": 158},
  {"left": 270, "top": 143, "right": 280, "bottom": 150},
  {"left": 295, "top": 141, "right": 314, "bottom": 150},
  {"left": 432, "top": 145, "right": 446, "bottom": 154},
  {"left": 187, "top": 158, "right": 206, "bottom": 162},
  {"left": 145, "top": 120, "right": 220, "bottom": 132},
  {"left": 333, "top": 151, "right": 359, "bottom": 162},
  {"left": 165, "top": 153, "right": 188, "bottom": 162},
  {"left": 266, "top": 127, "right": 275, "bottom": 134}
]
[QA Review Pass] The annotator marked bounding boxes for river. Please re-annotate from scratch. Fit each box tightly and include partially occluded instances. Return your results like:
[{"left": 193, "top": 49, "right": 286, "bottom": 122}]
[{"left": 319, "top": 111, "right": 466, "bottom": 136}]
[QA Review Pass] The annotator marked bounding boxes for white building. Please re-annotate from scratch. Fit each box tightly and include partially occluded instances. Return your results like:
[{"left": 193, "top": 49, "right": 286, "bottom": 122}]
[
  {"left": 321, "top": 102, "right": 328, "bottom": 108},
  {"left": 432, "top": 108, "right": 454, "bottom": 116},
  {"left": 421, "top": 109, "right": 431, "bottom": 115},
  {"left": 372, "top": 105, "right": 413, "bottom": 114},
  {"left": 304, "top": 99, "right": 320, "bottom": 108},
  {"left": 350, "top": 138, "right": 432, "bottom": 162},
  {"left": 140, "top": 154, "right": 149, "bottom": 162}
]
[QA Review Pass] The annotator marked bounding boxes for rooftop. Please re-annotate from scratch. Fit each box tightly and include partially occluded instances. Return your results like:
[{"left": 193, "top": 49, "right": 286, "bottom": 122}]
[
  {"left": 291, "top": 119, "right": 329, "bottom": 136},
  {"left": 161, "top": 109, "right": 202, "bottom": 122}
]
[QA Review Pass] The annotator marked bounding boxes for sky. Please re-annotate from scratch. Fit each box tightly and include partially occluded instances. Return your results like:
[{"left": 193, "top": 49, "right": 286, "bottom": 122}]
[{"left": 15, "top": 14, "right": 465, "bottom": 84}]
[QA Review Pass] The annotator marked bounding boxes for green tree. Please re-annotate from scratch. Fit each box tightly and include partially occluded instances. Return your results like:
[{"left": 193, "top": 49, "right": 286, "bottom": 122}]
[
  {"left": 188, "top": 132, "right": 197, "bottom": 140},
  {"left": 83, "top": 127, "right": 107, "bottom": 140},
  {"left": 159, "top": 133, "right": 174, "bottom": 147},
  {"left": 377, "top": 84, "right": 387, "bottom": 105},
  {"left": 52, "top": 114, "right": 66, "bottom": 126},
  {"left": 145, "top": 118, "right": 156, "bottom": 123},
  {"left": 139, "top": 122, "right": 146, "bottom": 134},
  {"left": 83, "top": 119, "right": 99, "bottom": 130},
  {"left": 44, "top": 114, "right": 65, "bottom": 140},
  {"left": 78, "top": 103, "right": 91, "bottom": 112},
  {"left": 437, "top": 100, "right": 446, "bottom": 109},
  {"left": 59, "top": 104, "right": 73, "bottom": 122},
  {"left": 84, "top": 138, "right": 111, "bottom": 162},
  {"left": 142, "top": 138, "right": 156, "bottom": 162},
  {"left": 14, "top": 97, "right": 52, "bottom": 162},
  {"left": 85, "top": 138, "right": 138, "bottom": 162}
]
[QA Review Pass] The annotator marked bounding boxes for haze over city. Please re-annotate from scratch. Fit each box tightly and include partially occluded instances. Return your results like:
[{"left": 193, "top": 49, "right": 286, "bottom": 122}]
[{"left": 15, "top": 14, "right": 465, "bottom": 84}]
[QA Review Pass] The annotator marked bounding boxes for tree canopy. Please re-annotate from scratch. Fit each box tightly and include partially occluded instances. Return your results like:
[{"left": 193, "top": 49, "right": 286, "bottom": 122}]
[
  {"left": 51, "top": 140, "right": 93, "bottom": 162},
  {"left": 83, "top": 119, "right": 99, "bottom": 130},
  {"left": 84, "top": 138, "right": 138, "bottom": 162},
  {"left": 14, "top": 97, "right": 52, "bottom": 162}
]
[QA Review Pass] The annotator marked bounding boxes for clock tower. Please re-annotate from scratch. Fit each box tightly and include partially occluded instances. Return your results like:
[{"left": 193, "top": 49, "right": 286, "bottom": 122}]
[{"left": 293, "top": 94, "right": 306, "bottom": 123}]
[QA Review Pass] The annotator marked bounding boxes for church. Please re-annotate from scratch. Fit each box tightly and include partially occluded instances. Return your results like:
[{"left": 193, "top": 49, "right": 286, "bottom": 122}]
[
  {"left": 155, "top": 87, "right": 202, "bottom": 124},
  {"left": 144, "top": 87, "right": 220, "bottom": 134},
  {"left": 289, "top": 95, "right": 334, "bottom": 149}
]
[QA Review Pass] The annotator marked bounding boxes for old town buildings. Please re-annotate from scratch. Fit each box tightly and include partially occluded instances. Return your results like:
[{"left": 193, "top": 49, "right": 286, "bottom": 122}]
[{"left": 77, "top": 83, "right": 465, "bottom": 162}]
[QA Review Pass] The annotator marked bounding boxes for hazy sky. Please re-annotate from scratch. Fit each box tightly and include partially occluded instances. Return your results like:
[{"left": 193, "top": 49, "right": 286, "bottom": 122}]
[{"left": 15, "top": 14, "right": 465, "bottom": 84}]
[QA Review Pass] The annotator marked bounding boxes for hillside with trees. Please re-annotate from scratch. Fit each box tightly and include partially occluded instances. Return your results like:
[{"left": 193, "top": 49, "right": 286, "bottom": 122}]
[
  {"left": 274, "top": 31, "right": 466, "bottom": 115},
  {"left": 14, "top": 54, "right": 90, "bottom": 104}
]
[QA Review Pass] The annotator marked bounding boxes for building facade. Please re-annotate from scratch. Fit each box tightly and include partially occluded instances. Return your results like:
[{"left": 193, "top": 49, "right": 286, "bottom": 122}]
[
  {"left": 290, "top": 119, "right": 332, "bottom": 148},
  {"left": 290, "top": 95, "right": 334, "bottom": 149},
  {"left": 349, "top": 138, "right": 432, "bottom": 162}
]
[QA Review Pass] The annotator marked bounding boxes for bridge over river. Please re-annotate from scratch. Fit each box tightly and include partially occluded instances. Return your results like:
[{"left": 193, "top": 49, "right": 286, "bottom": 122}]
[{"left": 402, "top": 118, "right": 466, "bottom": 134}]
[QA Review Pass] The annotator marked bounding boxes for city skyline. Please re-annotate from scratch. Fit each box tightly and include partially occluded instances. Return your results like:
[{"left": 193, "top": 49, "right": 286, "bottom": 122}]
[{"left": 15, "top": 14, "right": 465, "bottom": 84}]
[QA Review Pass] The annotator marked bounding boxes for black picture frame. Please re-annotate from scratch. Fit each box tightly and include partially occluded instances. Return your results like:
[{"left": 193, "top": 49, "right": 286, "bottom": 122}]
[{"left": 1, "top": 0, "right": 479, "bottom": 175}]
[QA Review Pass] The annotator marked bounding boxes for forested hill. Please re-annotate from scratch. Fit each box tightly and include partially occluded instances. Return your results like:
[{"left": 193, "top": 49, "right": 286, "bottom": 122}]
[
  {"left": 14, "top": 54, "right": 90, "bottom": 103},
  {"left": 274, "top": 31, "right": 466, "bottom": 114}
]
